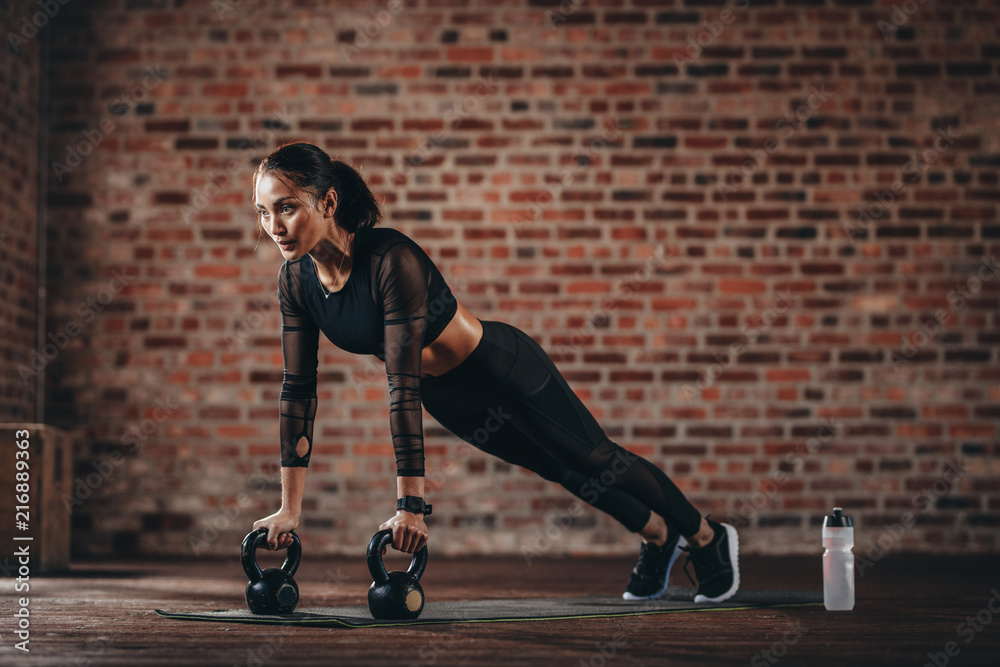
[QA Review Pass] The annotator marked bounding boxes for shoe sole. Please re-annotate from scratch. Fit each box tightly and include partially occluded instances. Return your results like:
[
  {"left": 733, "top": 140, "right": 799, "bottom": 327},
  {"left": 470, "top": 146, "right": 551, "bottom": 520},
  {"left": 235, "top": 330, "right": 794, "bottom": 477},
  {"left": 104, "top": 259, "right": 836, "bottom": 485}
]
[
  {"left": 693, "top": 523, "right": 740, "bottom": 603},
  {"left": 622, "top": 536, "right": 688, "bottom": 601}
]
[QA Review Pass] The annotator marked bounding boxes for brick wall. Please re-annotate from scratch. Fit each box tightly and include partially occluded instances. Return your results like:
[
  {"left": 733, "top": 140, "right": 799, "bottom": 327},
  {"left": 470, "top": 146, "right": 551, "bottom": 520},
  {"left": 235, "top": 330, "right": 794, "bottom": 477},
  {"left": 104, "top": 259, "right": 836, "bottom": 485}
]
[
  {"left": 1, "top": 0, "right": 41, "bottom": 423},
  {"left": 41, "top": 0, "right": 998, "bottom": 560}
]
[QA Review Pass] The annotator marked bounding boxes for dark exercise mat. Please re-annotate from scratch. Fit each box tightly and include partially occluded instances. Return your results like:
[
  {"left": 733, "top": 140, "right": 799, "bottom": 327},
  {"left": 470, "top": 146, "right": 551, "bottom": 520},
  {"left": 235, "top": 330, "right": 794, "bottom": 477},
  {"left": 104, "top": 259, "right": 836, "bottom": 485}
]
[{"left": 154, "top": 586, "right": 823, "bottom": 628}]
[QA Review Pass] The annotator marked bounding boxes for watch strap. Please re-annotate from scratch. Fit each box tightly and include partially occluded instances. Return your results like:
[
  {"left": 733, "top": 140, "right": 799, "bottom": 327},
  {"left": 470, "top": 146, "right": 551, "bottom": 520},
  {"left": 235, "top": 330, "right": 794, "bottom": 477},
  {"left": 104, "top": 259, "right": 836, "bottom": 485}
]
[{"left": 397, "top": 495, "right": 432, "bottom": 516}]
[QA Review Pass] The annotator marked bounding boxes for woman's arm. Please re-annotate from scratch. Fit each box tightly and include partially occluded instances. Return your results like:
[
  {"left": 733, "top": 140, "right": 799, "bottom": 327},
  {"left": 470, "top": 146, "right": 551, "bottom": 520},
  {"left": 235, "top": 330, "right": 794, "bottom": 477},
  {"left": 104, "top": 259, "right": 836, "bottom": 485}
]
[
  {"left": 397, "top": 476, "right": 425, "bottom": 499},
  {"left": 254, "top": 466, "right": 306, "bottom": 550},
  {"left": 375, "top": 239, "right": 433, "bottom": 554},
  {"left": 254, "top": 262, "right": 319, "bottom": 550},
  {"left": 282, "top": 464, "right": 308, "bottom": 516}
]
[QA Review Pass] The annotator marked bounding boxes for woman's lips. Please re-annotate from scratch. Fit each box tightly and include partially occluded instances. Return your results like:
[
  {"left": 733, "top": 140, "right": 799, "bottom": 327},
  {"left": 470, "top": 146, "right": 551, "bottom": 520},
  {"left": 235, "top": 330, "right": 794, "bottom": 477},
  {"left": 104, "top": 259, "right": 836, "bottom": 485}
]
[{"left": 277, "top": 239, "right": 295, "bottom": 250}]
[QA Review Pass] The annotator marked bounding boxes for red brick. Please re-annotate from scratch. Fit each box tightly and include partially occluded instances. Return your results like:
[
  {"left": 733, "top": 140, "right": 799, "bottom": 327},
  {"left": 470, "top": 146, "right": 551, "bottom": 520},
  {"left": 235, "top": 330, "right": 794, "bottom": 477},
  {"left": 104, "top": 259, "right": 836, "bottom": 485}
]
[
  {"left": 276, "top": 65, "right": 322, "bottom": 78},
  {"left": 218, "top": 425, "right": 259, "bottom": 438},
  {"left": 145, "top": 119, "right": 191, "bottom": 132},
  {"left": 185, "top": 352, "right": 214, "bottom": 366},
  {"left": 766, "top": 369, "right": 811, "bottom": 382},
  {"left": 719, "top": 280, "right": 767, "bottom": 294},
  {"left": 448, "top": 47, "right": 493, "bottom": 62},
  {"left": 195, "top": 265, "right": 240, "bottom": 278},
  {"left": 203, "top": 83, "right": 249, "bottom": 97}
]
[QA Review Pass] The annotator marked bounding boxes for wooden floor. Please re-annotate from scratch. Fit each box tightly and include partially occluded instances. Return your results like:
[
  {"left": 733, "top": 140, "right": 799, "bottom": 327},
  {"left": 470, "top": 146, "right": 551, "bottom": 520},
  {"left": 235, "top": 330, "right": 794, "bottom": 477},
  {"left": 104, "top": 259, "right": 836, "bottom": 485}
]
[{"left": 3, "top": 552, "right": 998, "bottom": 666}]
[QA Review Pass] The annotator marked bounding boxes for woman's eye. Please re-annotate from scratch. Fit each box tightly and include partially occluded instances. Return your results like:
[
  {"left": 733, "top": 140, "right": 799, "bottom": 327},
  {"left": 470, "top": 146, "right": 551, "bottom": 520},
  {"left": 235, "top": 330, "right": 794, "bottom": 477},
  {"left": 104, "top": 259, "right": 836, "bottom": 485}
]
[{"left": 281, "top": 205, "right": 294, "bottom": 214}]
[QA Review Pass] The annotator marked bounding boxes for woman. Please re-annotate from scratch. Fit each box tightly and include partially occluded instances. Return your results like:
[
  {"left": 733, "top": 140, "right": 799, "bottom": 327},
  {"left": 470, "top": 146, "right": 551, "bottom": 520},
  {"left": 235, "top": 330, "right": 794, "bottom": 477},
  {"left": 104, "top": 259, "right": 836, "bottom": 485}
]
[{"left": 251, "top": 142, "right": 740, "bottom": 603}]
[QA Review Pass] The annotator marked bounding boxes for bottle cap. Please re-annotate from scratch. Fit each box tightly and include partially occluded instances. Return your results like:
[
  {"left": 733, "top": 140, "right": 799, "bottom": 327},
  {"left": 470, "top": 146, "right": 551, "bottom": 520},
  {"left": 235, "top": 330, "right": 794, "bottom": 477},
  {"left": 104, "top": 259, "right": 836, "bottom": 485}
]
[{"left": 823, "top": 507, "right": 852, "bottom": 528}]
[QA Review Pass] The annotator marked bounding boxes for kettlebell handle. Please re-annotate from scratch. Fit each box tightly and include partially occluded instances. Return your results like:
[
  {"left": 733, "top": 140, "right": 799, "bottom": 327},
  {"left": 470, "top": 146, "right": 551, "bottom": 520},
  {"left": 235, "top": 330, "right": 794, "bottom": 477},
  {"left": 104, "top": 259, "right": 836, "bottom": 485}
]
[
  {"left": 366, "top": 528, "right": 427, "bottom": 584},
  {"left": 241, "top": 528, "right": 301, "bottom": 583}
]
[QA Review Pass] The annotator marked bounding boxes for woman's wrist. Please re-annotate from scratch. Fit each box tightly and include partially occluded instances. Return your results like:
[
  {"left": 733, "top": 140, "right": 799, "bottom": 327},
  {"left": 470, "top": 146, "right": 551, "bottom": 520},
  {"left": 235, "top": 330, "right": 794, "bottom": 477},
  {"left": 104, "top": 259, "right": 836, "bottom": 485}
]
[
  {"left": 279, "top": 466, "right": 307, "bottom": 520},
  {"left": 395, "top": 508, "right": 427, "bottom": 523},
  {"left": 396, "top": 476, "right": 425, "bottom": 498}
]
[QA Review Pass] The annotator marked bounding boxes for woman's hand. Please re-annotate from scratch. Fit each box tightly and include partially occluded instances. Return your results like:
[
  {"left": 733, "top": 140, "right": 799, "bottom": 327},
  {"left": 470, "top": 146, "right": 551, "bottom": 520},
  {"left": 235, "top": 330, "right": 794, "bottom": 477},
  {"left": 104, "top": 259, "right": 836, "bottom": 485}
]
[
  {"left": 253, "top": 508, "right": 299, "bottom": 550},
  {"left": 379, "top": 511, "right": 428, "bottom": 554}
]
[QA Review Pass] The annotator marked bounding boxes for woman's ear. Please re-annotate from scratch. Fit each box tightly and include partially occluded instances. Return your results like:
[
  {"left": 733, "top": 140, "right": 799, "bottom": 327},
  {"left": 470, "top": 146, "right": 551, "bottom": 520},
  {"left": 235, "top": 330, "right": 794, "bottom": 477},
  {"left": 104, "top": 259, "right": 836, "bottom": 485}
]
[{"left": 321, "top": 188, "right": 338, "bottom": 220}]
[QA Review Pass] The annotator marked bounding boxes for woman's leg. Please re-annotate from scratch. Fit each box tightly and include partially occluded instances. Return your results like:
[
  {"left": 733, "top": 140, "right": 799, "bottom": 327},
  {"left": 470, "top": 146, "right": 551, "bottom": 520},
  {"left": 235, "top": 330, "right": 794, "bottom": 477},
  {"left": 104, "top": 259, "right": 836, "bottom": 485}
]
[
  {"left": 420, "top": 319, "right": 737, "bottom": 601},
  {"left": 420, "top": 383, "right": 653, "bottom": 534},
  {"left": 489, "top": 321, "right": 705, "bottom": 540},
  {"left": 420, "top": 319, "right": 700, "bottom": 539},
  {"left": 486, "top": 321, "right": 738, "bottom": 602}
]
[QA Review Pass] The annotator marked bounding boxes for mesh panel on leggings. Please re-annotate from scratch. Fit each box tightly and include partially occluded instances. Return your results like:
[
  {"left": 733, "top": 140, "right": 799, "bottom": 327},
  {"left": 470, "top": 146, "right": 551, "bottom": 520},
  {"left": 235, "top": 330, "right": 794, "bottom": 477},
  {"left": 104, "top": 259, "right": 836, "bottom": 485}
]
[{"left": 580, "top": 437, "right": 703, "bottom": 537}]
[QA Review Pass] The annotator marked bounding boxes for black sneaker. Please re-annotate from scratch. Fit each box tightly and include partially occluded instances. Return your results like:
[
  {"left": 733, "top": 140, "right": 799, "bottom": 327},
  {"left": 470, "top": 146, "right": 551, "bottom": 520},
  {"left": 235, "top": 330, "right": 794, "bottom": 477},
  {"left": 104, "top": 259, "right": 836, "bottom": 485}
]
[
  {"left": 681, "top": 517, "right": 740, "bottom": 603},
  {"left": 622, "top": 532, "right": 688, "bottom": 600}
]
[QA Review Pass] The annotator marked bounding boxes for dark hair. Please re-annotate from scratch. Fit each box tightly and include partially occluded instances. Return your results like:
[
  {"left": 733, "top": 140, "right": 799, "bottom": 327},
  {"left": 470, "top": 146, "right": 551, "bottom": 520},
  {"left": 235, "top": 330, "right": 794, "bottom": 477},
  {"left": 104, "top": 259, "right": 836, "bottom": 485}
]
[{"left": 253, "top": 141, "right": 382, "bottom": 234}]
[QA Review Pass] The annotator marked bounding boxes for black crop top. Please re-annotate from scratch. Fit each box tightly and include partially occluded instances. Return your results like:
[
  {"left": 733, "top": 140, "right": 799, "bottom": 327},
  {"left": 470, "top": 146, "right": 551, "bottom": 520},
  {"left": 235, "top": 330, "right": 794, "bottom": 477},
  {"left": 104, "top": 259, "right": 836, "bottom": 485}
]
[{"left": 277, "top": 226, "right": 458, "bottom": 476}]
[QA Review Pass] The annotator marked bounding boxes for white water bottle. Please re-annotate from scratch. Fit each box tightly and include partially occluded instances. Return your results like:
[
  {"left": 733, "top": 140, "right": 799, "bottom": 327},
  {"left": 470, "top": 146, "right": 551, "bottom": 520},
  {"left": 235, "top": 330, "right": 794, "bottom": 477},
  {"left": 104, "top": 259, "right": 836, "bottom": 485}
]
[{"left": 822, "top": 507, "right": 854, "bottom": 611}]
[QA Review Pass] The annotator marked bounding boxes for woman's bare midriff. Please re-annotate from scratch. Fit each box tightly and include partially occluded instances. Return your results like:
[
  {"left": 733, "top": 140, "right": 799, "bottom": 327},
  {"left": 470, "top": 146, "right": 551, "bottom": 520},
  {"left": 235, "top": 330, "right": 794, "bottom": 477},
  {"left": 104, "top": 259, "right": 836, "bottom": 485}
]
[{"left": 419, "top": 301, "right": 484, "bottom": 379}]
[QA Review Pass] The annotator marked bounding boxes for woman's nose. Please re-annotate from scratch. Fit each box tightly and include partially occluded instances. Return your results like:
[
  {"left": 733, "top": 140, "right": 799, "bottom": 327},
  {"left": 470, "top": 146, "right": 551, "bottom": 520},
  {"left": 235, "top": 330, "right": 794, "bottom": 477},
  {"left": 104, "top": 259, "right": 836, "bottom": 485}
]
[{"left": 265, "top": 216, "right": 283, "bottom": 237}]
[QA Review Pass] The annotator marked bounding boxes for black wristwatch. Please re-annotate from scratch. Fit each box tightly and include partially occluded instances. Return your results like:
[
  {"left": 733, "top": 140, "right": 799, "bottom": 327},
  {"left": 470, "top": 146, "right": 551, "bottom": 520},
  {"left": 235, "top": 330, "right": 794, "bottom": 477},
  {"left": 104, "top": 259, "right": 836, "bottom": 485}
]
[{"left": 397, "top": 495, "right": 432, "bottom": 516}]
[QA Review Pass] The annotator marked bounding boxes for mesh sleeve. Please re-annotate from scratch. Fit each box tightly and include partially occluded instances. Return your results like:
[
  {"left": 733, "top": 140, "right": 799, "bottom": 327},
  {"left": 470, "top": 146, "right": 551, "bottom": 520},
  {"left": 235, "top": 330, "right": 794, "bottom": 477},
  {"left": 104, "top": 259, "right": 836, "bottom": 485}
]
[
  {"left": 375, "top": 241, "right": 430, "bottom": 477},
  {"left": 277, "top": 262, "right": 319, "bottom": 467}
]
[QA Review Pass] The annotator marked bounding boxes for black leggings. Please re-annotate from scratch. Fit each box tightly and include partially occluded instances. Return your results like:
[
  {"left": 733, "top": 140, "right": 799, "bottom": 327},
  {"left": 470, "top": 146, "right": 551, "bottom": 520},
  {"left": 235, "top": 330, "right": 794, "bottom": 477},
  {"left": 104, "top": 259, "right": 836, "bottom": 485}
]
[{"left": 419, "top": 319, "right": 703, "bottom": 538}]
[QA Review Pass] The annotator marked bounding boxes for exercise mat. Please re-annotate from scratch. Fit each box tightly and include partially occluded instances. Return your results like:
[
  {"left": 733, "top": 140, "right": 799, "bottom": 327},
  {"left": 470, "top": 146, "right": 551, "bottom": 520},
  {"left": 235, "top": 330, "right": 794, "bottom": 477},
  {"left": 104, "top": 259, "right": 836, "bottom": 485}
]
[{"left": 155, "top": 586, "right": 823, "bottom": 628}]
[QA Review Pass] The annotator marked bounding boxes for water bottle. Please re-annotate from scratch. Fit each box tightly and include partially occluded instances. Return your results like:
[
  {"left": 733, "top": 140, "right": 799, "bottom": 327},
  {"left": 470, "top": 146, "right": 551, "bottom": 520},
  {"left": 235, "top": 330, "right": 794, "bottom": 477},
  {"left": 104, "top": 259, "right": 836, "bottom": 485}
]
[{"left": 822, "top": 507, "right": 854, "bottom": 611}]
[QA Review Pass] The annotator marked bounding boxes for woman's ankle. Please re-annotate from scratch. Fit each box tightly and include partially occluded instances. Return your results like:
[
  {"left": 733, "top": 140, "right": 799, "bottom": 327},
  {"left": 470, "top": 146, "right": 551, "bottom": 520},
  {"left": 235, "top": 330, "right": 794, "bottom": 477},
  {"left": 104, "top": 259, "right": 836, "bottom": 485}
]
[
  {"left": 639, "top": 514, "right": 668, "bottom": 546},
  {"left": 687, "top": 517, "right": 716, "bottom": 548},
  {"left": 642, "top": 533, "right": 667, "bottom": 547}
]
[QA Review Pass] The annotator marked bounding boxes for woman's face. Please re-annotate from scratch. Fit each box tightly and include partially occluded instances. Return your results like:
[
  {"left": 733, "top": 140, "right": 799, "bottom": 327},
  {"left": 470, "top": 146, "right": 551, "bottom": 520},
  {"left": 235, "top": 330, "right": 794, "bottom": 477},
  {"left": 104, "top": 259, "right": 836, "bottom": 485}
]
[{"left": 254, "top": 172, "right": 335, "bottom": 260}]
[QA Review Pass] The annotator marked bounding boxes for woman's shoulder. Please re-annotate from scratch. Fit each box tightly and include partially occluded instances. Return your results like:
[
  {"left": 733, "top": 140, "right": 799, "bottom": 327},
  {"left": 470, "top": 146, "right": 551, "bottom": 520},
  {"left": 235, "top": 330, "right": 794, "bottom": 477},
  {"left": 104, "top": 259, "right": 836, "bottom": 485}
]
[
  {"left": 364, "top": 225, "right": 412, "bottom": 253},
  {"left": 364, "top": 227, "right": 433, "bottom": 273},
  {"left": 376, "top": 230, "right": 445, "bottom": 281},
  {"left": 277, "top": 255, "right": 308, "bottom": 282}
]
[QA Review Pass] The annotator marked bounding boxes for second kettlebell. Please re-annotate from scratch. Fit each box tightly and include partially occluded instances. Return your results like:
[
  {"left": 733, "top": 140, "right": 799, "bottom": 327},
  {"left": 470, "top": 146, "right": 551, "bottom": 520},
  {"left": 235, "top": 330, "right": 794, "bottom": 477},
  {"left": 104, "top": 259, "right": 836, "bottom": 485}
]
[
  {"left": 241, "top": 527, "right": 301, "bottom": 615},
  {"left": 367, "top": 529, "right": 428, "bottom": 620}
]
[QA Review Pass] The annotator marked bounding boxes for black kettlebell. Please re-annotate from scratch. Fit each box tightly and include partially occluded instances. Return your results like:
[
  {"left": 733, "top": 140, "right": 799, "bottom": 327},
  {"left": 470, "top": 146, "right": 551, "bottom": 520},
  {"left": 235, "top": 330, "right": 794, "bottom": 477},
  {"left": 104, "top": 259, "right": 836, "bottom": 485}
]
[
  {"left": 241, "top": 527, "right": 301, "bottom": 615},
  {"left": 367, "top": 529, "right": 428, "bottom": 620}
]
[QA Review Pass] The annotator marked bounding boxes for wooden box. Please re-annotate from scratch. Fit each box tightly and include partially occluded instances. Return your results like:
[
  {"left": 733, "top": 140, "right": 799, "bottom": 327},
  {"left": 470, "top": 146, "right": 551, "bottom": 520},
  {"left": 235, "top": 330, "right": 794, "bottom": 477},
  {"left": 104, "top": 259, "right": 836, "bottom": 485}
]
[{"left": 0, "top": 424, "right": 74, "bottom": 574}]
